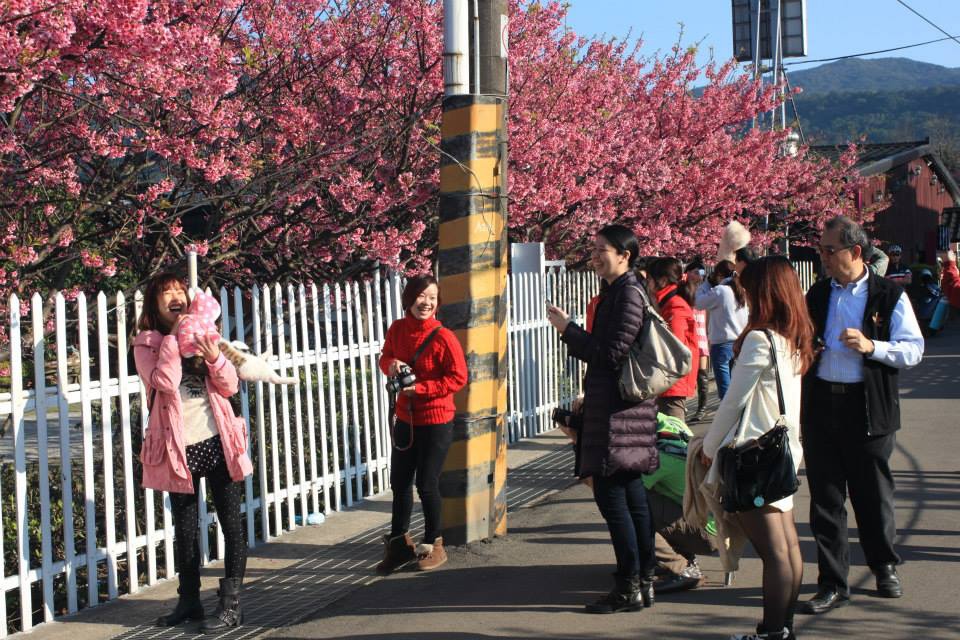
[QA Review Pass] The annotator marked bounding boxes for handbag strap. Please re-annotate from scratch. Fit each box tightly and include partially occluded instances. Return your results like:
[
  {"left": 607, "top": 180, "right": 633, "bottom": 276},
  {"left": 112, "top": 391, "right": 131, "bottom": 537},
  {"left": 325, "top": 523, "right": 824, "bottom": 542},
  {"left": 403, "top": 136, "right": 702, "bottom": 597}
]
[
  {"left": 762, "top": 329, "right": 787, "bottom": 418},
  {"left": 628, "top": 285, "right": 666, "bottom": 324},
  {"left": 411, "top": 326, "right": 442, "bottom": 367},
  {"left": 729, "top": 329, "right": 787, "bottom": 444}
]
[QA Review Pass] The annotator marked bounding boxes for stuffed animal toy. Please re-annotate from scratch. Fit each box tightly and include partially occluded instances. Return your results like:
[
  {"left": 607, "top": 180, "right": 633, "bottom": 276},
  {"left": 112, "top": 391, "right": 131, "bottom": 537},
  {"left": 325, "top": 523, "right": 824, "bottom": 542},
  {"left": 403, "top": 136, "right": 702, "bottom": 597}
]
[
  {"left": 218, "top": 340, "right": 298, "bottom": 386},
  {"left": 716, "top": 220, "right": 751, "bottom": 263},
  {"left": 177, "top": 290, "right": 297, "bottom": 385}
]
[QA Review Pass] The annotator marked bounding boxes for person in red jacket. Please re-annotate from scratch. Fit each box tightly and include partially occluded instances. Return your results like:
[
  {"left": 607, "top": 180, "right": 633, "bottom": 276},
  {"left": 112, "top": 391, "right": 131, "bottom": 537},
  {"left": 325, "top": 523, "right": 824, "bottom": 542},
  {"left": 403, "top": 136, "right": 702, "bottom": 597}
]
[
  {"left": 376, "top": 274, "right": 468, "bottom": 575},
  {"left": 647, "top": 258, "right": 700, "bottom": 420},
  {"left": 941, "top": 249, "right": 960, "bottom": 309}
]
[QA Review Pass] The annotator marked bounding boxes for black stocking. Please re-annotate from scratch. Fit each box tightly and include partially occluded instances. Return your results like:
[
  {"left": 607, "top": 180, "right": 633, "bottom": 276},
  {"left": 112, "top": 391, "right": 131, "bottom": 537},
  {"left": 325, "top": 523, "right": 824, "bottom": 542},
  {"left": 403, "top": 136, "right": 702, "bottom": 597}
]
[{"left": 737, "top": 507, "right": 802, "bottom": 633}]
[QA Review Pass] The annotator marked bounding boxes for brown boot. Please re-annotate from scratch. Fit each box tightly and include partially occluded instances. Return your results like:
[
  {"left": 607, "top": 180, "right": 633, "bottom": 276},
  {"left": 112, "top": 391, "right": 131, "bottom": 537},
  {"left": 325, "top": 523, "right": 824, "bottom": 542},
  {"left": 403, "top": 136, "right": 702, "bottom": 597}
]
[
  {"left": 416, "top": 537, "right": 448, "bottom": 571},
  {"left": 375, "top": 533, "right": 416, "bottom": 575}
]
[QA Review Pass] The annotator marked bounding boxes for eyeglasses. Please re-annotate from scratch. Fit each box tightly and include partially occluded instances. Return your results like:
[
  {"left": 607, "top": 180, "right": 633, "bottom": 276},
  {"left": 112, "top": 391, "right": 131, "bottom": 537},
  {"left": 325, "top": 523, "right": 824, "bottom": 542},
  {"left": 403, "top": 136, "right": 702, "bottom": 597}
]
[{"left": 818, "top": 244, "right": 853, "bottom": 256}]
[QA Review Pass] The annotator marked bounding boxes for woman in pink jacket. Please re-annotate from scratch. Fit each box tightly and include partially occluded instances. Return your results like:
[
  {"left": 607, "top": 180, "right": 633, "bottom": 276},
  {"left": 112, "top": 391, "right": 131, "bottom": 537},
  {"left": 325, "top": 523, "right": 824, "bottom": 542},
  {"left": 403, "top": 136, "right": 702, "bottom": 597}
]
[{"left": 133, "top": 273, "right": 253, "bottom": 634}]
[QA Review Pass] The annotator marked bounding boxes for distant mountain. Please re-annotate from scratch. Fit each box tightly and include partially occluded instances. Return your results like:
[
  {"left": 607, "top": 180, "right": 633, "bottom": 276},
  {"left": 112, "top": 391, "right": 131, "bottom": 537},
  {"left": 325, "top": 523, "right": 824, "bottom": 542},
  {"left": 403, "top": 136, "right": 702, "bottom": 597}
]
[
  {"left": 787, "top": 57, "right": 960, "bottom": 95},
  {"left": 776, "top": 59, "right": 960, "bottom": 169},
  {"left": 794, "top": 85, "right": 960, "bottom": 147}
]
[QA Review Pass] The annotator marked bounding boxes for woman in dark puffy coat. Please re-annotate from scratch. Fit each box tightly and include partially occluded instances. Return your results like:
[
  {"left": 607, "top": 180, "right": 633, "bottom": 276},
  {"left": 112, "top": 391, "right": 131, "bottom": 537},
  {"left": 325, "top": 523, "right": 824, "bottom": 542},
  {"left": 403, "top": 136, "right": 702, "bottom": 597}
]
[{"left": 547, "top": 224, "right": 659, "bottom": 615}]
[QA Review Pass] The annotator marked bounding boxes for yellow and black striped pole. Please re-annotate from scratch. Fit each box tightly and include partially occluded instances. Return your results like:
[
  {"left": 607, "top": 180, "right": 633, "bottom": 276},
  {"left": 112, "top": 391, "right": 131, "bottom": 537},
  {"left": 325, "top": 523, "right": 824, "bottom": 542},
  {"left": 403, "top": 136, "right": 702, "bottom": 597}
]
[{"left": 437, "top": 0, "right": 509, "bottom": 545}]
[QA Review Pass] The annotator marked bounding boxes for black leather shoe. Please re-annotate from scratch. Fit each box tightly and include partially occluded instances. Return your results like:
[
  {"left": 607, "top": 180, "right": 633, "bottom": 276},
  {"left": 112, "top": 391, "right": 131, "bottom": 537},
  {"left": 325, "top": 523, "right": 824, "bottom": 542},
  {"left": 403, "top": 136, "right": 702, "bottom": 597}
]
[
  {"left": 800, "top": 588, "right": 849, "bottom": 615},
  {"left": 873, "top": 563, "right": 903, "bottom": 598}
]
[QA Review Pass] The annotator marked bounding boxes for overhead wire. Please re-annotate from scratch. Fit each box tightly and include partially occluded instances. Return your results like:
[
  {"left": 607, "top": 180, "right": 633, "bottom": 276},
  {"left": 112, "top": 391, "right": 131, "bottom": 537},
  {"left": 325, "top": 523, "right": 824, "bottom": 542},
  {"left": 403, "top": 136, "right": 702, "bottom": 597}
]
[
  {"left": 782, "top": 35, "right": 958, "bottom": 67},
  {"left": 894, "top": 0, "right": 960, "bottom": 49}
]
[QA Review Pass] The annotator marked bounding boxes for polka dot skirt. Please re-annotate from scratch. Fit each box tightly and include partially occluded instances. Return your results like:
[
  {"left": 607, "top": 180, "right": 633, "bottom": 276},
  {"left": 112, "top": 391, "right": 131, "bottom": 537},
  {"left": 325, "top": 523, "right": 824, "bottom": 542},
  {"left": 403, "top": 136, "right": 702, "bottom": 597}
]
[{"left": 185, "top": 435, "right": 225, "bottom": 477}]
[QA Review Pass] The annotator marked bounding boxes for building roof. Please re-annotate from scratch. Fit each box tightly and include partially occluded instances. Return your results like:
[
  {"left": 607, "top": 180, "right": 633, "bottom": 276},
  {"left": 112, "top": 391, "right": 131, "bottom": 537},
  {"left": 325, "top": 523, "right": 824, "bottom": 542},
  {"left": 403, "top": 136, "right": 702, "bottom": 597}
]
[{"left": 810, "top": 137, "right": 960, "bottom": 206}]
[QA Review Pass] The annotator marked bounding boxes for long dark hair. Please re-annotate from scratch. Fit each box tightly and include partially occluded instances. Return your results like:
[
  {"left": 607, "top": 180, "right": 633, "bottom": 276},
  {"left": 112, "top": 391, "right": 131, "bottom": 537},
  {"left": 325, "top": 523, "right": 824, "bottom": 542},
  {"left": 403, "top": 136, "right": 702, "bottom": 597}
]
[
  {"left": 137, "top": 272, "right": 210, "bottom": 376},
  {"left": 647, "top": 257, "right": 694, "bottom": 306},
  {"left": 714, "top": 260, "right": 746, "bottom": 308},
  {"left": 598, "top": 224, "right": 640, "bottom": 269},
  {"left": 401, "top": 274, "right": 440, "bottom": 314},
  {"left": 138, "top": 272, "right": 188, "bottom": 334},
  {"left": 734, "top": 256, "right": 815, "bottom": 374}
]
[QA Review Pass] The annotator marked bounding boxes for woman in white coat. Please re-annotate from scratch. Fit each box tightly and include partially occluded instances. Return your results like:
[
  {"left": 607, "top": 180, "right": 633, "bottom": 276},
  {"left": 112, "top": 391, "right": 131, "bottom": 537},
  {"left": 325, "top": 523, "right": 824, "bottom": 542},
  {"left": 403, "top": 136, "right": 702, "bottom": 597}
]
[{"left": 701, "top": 257, "right": 816, "bottom": 640}]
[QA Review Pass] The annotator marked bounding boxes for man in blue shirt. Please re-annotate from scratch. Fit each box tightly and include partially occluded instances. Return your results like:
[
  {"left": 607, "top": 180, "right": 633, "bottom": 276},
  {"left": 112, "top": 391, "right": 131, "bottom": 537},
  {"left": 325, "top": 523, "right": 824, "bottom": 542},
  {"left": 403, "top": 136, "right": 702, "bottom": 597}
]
[{"left": 800, "top": 217, "right": 924, "bottom": 615}]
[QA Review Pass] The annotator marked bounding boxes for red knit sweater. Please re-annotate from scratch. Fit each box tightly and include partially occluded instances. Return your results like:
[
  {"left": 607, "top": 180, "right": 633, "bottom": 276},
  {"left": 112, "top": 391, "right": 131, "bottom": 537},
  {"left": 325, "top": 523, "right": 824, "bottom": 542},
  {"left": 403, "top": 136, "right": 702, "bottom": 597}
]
[{"left": 379, "top": 315, "right": 468, "bottom": 426}]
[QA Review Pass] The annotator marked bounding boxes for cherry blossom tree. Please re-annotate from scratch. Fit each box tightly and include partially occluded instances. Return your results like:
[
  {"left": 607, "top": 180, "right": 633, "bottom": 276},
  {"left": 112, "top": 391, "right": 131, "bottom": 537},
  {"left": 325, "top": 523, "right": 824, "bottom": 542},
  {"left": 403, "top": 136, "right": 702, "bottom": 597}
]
[
  {"left": 506, "top": 1, "right": 870, "bottom": 261},
  {"left": 0, "top": 0, "right": 870, "bottom": 303}
]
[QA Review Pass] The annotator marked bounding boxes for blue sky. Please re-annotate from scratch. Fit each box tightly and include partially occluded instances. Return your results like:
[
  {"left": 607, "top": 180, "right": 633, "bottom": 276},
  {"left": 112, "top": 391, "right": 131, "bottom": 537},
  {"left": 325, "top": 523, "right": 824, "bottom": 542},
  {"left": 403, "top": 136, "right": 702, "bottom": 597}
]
[{"left": 563, "top": 1, "right": 960, "bottom": 71}]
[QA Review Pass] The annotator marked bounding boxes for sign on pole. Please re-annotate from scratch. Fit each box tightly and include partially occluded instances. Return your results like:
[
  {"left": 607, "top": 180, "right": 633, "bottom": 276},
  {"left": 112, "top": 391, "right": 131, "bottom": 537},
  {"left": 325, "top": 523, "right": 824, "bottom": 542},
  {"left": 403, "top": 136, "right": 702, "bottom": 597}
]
[{"left": 732, "top": 0, "right": 807, "bottom": 62}]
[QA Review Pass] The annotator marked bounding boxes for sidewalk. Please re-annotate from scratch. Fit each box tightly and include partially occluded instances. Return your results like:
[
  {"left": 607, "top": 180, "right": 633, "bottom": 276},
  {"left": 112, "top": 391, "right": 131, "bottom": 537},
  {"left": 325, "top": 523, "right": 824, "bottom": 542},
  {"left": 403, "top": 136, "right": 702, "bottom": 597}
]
[
  {"left": 268, "top": 320, "right": 960, "bottom": 640},
  {"left": 21, "top": 320, "right": 960, "bottom": 640},
  {"left": 22, "top": 430, "right": 579, "bottom": 640}
]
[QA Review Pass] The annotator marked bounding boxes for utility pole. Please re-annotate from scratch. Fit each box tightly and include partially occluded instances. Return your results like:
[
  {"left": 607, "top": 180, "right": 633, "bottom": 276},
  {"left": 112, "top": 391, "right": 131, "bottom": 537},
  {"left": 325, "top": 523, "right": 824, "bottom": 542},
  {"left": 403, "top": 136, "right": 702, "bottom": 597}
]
[{"left": 437, "top": 0, "right": 509, "bottom": 545}]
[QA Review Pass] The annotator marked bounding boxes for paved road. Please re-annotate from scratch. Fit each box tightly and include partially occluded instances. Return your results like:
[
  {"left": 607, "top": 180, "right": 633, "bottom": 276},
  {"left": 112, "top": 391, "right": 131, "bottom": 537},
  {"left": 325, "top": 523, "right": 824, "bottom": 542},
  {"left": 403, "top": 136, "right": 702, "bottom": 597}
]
[{"left": 268, "top": 321, "right": 960, "bottom": 640}]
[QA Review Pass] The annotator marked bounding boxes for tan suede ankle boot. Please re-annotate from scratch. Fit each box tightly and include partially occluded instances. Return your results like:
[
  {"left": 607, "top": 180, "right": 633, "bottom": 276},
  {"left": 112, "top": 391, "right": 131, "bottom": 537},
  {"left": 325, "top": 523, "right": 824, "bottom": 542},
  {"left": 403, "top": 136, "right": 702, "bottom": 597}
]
[
  {"left": 375, "top": 533, "right": 417, "bottom": 575},
  {"left": 416, "top": 536, "right": 448, "bottom": 571}
]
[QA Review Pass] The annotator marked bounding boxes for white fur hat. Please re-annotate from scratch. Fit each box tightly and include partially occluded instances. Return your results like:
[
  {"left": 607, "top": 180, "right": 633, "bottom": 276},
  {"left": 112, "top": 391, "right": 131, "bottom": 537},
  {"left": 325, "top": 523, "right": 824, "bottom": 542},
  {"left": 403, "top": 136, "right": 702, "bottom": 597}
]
[{"left": 716, "top": 221, "right": 751, "bottom": 263}]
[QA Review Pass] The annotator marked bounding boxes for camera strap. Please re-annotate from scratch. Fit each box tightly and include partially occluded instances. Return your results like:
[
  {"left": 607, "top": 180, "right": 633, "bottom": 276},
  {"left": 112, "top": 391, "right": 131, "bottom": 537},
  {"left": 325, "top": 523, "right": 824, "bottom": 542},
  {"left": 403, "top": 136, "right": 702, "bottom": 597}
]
[{"left": 390, "top": 327, "right": 443, "bottom": 451}]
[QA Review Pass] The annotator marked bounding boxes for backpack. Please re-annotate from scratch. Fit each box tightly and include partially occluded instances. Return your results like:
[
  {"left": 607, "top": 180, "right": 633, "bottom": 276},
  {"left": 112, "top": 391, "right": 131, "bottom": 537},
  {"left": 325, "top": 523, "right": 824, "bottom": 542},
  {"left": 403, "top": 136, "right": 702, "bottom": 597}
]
[
  {"left": 618, "top": 285, "right": 693, "bottom": 402},
  {"left": 655, "top": 412, "right": 693, "bottom": 459}
]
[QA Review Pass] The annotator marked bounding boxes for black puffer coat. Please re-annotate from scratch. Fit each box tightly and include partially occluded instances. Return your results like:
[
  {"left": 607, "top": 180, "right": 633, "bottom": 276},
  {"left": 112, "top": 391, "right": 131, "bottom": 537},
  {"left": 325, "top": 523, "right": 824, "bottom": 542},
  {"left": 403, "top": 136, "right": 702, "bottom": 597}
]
[{"left": 562, "top": 271, "right": 659, "bottom": 478}]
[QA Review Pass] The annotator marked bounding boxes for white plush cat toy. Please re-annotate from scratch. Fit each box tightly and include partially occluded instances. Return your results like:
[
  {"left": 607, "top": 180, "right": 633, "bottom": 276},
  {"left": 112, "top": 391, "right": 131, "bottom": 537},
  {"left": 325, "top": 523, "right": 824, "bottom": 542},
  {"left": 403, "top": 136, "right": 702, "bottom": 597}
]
[{"left": 178, "top": 290, "right": 297, "bottom": 385}]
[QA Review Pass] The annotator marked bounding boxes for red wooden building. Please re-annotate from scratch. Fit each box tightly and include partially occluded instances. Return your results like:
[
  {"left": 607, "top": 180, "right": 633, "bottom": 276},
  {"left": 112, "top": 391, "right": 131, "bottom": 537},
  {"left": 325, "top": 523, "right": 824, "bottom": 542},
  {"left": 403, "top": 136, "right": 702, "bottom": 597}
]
[{"left": 812, "top": 139, "right": 960, "bottom": 264}]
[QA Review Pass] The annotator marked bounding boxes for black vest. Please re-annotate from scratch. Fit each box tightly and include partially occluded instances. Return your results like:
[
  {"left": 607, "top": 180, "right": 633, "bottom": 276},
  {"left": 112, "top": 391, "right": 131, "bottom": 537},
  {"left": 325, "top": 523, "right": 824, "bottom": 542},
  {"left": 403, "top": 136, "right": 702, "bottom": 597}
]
[{"left": 803, "top": 272, "right": 904, "bottom": 436}]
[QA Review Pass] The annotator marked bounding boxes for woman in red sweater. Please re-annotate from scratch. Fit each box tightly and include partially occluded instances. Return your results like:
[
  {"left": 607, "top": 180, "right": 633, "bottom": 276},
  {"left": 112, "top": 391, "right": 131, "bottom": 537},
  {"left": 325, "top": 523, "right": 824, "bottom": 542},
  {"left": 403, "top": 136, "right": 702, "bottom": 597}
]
[
  {"left": 376, "top": 274, "right": 468, "bottom": 574},
  {"left": 647, "top": 258, "right": 700, "bottom": 420}
]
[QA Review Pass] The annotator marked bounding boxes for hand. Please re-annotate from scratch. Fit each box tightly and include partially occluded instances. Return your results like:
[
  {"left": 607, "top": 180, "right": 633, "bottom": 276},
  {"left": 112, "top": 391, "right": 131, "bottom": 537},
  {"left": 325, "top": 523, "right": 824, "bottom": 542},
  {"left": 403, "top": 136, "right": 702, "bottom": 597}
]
[
  {"left": 400, "top": 385, "right": 417, "bottom": 397},
  {"left": 195, "top": 334, "right": 221, "bottom": 363},
  {"left": 389, "top": 359, "right": 409, "bottom": 376},
  {"left": 571, "top": 396, "right": 584, "bottom": 414},
  {"left": 546, "top": 304, "right": 570, "bottom": 333},
  {"left": 840, "top": 328, "right": 874, "bottom": 355},
  {"left": 699, "top": 451, "right": 713, "bottom": 467},
  {"left": 948, "top": 249, "right": 957, "bottom": 264},
  {"left": 559, "top": 424, "right": 579, "bottom": 444},
  {"left": 169, "top": 314, "right": 187, "bottom": 335}
]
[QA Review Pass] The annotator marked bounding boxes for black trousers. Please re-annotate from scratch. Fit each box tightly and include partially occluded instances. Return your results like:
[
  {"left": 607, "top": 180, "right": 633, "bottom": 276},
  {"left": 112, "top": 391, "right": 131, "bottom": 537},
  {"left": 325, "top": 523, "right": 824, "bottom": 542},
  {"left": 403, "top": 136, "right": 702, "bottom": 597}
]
[
  {"left": 390, "top": 421, "right": 453, "bottom": 544},
  {"left": 592, "top": 472, "right": 657, "bottom": 579},
  {"left": 803, "top": 382, "right": 899, "bottom": 594},
  {"left": 169, "top": 450, "right": 247, "bottom": 595}
]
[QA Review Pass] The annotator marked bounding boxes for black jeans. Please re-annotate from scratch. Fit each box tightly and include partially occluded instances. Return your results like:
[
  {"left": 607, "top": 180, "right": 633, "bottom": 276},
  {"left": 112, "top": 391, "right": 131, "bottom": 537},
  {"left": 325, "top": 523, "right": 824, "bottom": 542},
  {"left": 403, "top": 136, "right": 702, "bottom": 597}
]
[
  {"left": 804, "top": 382, "right": 899, "bottom": 594},
  {"left": 169, "top": 453, "right": 247, "bottom": 595},
  {"left": 592, "top": 472, "right": 656, "bottom": 579},
  {"left": 390, "top": 421, "right": 453, "bottom": 543}
]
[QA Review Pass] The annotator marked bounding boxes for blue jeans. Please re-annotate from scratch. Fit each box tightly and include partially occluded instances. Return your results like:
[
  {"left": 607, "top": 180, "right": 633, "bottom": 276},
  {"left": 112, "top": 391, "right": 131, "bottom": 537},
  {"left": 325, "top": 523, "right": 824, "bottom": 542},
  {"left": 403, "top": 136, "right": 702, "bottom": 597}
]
[
  {"left": 710, "top": 341, "right": 735, "bottom": 400},
  {"left": 592, "top": 472, "right": 656, "bottom": 579}
]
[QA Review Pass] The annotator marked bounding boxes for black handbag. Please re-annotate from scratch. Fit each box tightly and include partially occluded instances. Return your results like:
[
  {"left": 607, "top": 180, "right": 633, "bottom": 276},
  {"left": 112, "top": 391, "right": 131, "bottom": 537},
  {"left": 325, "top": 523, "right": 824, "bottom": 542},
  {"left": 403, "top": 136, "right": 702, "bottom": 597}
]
[{"left": 718, "top": 330, "right": 800, "bottom": 513}]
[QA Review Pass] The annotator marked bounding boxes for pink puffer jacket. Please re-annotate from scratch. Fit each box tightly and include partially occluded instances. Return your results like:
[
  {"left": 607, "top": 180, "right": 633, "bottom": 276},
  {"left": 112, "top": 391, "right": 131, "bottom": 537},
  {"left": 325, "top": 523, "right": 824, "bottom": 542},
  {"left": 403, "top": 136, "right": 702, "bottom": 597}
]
[{"left": 133, "top": 330, "right": 253, "bottom": 494}]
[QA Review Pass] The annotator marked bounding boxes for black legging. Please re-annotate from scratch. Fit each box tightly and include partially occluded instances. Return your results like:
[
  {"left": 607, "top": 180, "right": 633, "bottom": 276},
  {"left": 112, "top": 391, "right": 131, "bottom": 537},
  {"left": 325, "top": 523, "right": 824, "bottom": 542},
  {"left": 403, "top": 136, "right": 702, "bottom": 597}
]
[
  {"left": 170, "top": 460, "right": 247, "bottom": 592},
  {"left": 389, "top": 421, "right": 453, "bottom": 543}
]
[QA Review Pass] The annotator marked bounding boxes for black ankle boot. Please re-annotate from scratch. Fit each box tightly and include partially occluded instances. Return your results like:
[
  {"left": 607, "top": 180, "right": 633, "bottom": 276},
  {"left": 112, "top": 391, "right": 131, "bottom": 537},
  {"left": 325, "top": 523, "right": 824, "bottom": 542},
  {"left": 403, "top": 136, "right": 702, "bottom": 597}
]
[
  {"left": 585, "top": 574, "right": 643, "bottom": 614},
  {"left": 640, "top": 577, "right": 655, "bottom": 608},
  {"left": 156, "top": 595, "right": 204, "bottom": 626},
  {"left": 156, "top": 576, "right": 203, "bottom": 626},
  {"left": 200, "top": 578, "right": 243, "bottom": 634}
]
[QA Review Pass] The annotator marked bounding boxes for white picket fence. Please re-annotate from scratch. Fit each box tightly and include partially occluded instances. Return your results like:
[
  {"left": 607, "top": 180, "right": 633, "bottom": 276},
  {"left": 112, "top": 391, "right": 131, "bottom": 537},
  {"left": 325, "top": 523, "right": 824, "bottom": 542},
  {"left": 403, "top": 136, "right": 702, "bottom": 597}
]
[{"left": 0, "top": 269, "right": 597, "bottom": 636}]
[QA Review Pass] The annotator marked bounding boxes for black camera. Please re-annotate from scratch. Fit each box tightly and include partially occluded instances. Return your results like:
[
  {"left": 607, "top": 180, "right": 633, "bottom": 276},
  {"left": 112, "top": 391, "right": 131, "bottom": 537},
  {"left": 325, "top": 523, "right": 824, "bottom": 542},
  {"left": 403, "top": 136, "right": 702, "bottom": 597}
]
[
  {"left": 551, "top": 407, "right": 583, "bottom": 432},
  {"left": 386, "top": 365, "right": 416, "bottom": 393}
]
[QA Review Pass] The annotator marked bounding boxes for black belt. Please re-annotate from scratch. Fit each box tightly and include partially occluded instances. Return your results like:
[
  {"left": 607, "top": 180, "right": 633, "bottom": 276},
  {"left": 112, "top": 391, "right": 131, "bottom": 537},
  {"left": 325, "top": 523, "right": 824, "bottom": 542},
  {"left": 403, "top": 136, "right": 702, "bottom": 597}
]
[{"left": 816, "top": 379, "right": 864, "bottom": 395}]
